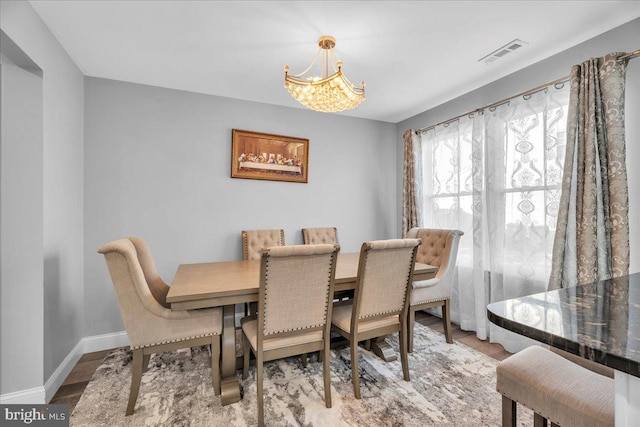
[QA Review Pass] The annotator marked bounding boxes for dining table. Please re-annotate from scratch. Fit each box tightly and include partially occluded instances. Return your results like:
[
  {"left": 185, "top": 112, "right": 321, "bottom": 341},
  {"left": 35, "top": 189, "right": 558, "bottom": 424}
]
[
  {"left": 167, "top": 251, "right": 437, "bottom": 406},
  {"left": 487, "top": 273, "right": 640, "bottom": 427}
]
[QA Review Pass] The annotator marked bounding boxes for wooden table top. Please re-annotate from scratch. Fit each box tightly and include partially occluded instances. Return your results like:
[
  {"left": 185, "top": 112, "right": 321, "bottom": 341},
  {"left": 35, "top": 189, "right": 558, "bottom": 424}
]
[{"left": 167, "top": 252, "right": 437, "bottom": 310}]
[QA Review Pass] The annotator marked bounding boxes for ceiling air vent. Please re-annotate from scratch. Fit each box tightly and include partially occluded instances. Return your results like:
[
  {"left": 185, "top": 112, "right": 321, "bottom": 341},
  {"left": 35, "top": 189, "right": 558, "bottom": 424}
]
[{"left": 479, "top": 39, "right": 528, "bottom": 65}]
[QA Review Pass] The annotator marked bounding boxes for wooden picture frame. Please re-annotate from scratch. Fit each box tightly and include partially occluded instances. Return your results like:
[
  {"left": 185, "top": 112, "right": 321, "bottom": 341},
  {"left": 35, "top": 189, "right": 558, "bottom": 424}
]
[{"left": 231, "top": 129, "right": 309, "bottom": 183}]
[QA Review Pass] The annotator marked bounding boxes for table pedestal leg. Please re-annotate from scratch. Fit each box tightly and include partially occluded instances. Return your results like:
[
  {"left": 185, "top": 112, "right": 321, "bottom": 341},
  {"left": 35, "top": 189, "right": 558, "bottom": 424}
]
[
  {"left": 370, "top": 337, "right": 397, "bottom": 362},
  {"left": 220, "top": 304, "right": 241, "bottom": 405}
]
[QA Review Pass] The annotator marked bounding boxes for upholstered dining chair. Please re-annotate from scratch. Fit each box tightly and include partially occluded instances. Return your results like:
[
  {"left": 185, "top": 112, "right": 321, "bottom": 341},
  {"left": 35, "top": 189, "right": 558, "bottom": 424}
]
[
  {"left": 98, "top": 238, "right": 222, "bottom": 416},
  {"left": 242, "top": 229, "right": 285, "bottom": 260},
  {"left": 241, "top": 243, "right": 339, "bottom": 427},
  {"left": 301, "top": 227, "right": 350, "bottom": 303},
  {"left": 301, "top": 227, "right": 339, "bottom": 245},
  {"left": 129, "top": 237, "right": 170, "bottom": 308},
  {"left": 331, "top": 238, "right": 421, "bottom": 399},
  {"left": 405, "top": 228, "right": 463, "bottom": 351},
  {"left": 241, "top": 229, "right": 286, "bottom": 315}
]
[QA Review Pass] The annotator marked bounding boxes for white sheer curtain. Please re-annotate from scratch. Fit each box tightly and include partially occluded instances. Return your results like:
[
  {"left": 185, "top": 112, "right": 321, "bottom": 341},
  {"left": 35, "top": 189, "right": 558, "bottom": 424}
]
[{"left": 418, "top": 85, "right": 570, "bottom": 351}]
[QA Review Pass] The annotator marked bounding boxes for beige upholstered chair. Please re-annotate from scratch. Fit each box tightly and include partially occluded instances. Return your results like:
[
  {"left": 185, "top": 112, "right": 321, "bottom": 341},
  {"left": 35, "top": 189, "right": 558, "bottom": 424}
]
[
  {"left": 405, "top": 228, "right": 463, "bottom": 351},
  {"left": 241, "top": 244, "right": 339, "bottom": 427},
  {"left": 497, "top": 345, "right": 614, "bottom": 427},
  {"left": 242, "top": 229, "right": 285, "bottom": 260},
  {"left": 331, "top": 238, "right": 421, "bottom": 399},
  {"left": 129, "top": 237, "right": 170, "bottom": 308},
  {"left": 241, "top": 229, "right": 286, "bottom": 315},
  {"left": 98, "top": 238, "right": 222, "bottom": 416},
  {"left": 302, "top": 227, "right": 338, "bottom": 245},
  {"left": 302, "top": 227, "right": 351, "bottom": 302}
]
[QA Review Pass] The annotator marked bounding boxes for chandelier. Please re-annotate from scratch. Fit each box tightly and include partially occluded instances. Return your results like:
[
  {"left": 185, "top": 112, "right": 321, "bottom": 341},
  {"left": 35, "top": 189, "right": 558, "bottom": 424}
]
[{"left": 284, "top": 36, "right": 365, "bottom": 113}]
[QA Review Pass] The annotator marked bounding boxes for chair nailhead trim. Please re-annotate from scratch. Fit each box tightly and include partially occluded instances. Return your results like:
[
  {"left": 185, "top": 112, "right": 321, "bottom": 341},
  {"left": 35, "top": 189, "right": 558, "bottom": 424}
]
[
  {"left": 132, "top": 332, "right": 216, "bottom": 350},
  {"left": 415, "top": 297, "right": 450, "bottom": 305}
]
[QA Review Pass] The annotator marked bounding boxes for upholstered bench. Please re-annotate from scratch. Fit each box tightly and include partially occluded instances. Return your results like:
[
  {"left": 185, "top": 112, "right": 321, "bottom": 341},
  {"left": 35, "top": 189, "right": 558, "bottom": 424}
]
[{"left": 496, "top": 345, "right": 614, "bottom": 427}]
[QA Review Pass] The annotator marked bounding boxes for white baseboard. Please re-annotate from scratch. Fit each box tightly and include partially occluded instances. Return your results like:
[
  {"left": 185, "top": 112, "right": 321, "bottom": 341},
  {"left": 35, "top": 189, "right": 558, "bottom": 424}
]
[
  {"left": 1, "top": 330, "right": 129, "bottom": 404},
  {"left": 44, "top": 339, "right": 84, "bottom": 403},
  {"left": 81, "top": 330, "right": 129, "bottom": 354},
  {"left": 0, "top": 386, "right": 46, "bottom": 404}
]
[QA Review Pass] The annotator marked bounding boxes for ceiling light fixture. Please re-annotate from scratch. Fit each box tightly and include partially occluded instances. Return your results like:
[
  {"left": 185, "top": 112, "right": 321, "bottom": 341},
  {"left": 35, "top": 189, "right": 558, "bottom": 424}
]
[{"left": 284, "top": 35, "right": 365, "bottom": 113}]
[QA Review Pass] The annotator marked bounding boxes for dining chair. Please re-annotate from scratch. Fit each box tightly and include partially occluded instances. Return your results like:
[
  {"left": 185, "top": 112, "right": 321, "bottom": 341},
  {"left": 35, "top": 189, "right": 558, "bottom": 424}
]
[
  {"left": 301, "top": 226, "right": 351, "bottom": 303},
  {"left": 241, "top": 229, "right": 286, "bottom": 316},
  {"left": 301, "top": 227, "right": 339, "bottom": 245},
  {"left": 129, "top": 237, "right": 170, "bottom": 308},
  {"left": 331, "top": 238, "right": 421, "bottom": 399},
  {"left": 405, "top": 228, "right": 463, "bottom": 351},
  {"left": 98, "top": 238, "right": 222, "bottom": 416},
  {"left": 241, "top": 243, "right": 339, "bottom": 427},
  {"left": 242, "top": 229, "right": 285, "bottom": 260}
]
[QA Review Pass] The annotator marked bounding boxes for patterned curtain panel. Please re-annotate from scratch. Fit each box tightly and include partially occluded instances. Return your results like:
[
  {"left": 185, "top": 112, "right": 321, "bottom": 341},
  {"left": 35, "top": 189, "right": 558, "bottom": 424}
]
[
  {"left": 548, "top": 53, "right": 630, "bottom": 290},
  {"left": 402, "top": 129, "right": 423, "bottom": 236},
  {"left": 419, "top": 84, "right": 570, "bottom": 351}
]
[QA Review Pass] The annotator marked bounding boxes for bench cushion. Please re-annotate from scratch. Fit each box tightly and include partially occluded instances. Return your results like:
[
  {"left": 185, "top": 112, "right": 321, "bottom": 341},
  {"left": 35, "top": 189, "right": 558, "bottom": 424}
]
[{"left": 496, "top": 345, "right": 614, "bottom": 427}]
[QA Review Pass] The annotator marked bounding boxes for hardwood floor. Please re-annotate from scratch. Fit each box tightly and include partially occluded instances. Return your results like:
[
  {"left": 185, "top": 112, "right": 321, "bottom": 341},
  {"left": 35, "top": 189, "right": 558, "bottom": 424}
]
[
  {"left": 50, "top": 349, "right": 113, "bottom": 411},
  {"left": 50, "top": 311, "right": 511, "bottom": 412}
]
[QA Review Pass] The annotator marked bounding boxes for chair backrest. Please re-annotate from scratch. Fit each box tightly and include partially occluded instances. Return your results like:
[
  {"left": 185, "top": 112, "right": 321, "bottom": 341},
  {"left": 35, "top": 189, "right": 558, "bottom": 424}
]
[
  {"left": 129, "top": 237, "right": 170, "bottom": 308},
  {"left": 242, "top": 229, "right": 285, "bottom": 261},
  {"left": 98, "top": 238, "right": 170, "bottom": 348},
  {"left": 258, "top": 244, "right": 339, "bottom": 342},
  {"left": 301, "top": 227, "right": 339, "bottom": 245},
  {"left": 406, "top": 228, "right": 463, "bottom": 280},
  {"left": 352, "top": 239, "right": 421, "bottom": 321}
]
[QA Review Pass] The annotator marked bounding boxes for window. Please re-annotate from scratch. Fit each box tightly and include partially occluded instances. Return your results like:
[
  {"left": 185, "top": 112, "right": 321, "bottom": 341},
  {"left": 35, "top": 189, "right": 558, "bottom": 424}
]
[{"left": 417, "top": 85, "right": 570, "bottom": 348}]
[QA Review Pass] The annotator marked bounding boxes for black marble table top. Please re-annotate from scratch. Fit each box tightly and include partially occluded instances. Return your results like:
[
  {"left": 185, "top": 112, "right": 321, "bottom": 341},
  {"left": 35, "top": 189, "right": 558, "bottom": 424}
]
[{"left": 487, "top": 273, "right": 640, "bottom": 377}]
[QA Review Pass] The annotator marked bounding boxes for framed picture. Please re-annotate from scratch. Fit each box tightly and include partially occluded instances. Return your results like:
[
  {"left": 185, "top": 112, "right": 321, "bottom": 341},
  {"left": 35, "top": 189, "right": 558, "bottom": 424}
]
[{"left": 231, "top": 129, "right": 309, "bottom": 183}]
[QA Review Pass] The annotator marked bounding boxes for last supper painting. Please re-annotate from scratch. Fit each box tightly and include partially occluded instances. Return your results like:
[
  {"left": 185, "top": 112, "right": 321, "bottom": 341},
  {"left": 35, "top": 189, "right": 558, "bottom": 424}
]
[{"left": 231, "top": 129, "right": 309, "bottom": 183}]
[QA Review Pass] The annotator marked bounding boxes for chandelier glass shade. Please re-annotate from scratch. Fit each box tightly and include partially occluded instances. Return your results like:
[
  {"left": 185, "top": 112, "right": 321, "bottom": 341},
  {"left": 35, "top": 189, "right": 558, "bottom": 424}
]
[{"left": 284, "top": 36, "right": 365, "bottom": 113}]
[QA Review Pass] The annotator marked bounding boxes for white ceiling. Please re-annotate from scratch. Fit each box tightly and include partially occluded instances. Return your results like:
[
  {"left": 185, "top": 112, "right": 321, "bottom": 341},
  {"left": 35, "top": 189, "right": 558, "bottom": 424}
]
[{"left": 29, "top": 1, "right": 640, "bottom": 123}]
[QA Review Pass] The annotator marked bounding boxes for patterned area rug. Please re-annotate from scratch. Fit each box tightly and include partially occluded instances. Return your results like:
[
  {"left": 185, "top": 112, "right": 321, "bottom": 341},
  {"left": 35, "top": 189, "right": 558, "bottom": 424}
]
[{"left": 71, "top": 324, "right": 530, "bottom": 426}]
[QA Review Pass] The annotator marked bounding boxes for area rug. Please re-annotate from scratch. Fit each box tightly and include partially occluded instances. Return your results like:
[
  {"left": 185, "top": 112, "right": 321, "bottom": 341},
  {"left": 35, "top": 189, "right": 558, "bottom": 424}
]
[{"left": 71, "top": 324, "right": 530, "bottom": 426}]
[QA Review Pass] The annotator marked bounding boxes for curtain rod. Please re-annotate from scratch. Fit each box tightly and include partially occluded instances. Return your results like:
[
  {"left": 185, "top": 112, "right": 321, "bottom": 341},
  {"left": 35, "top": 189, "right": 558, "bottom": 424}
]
[{"left": 416, "top": 49, "right": 640, "bottom": 135}]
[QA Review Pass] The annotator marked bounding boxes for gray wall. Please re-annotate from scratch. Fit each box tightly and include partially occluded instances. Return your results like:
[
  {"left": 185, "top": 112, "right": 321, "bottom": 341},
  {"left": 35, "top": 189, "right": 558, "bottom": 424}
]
[
  {"left": 0, "top": 0, "right": 85, "bottom": 394},
  {"left": 84, "top": 78, "right": 397, "bottom": 336},
  {"left": 397, "top": 18, "right": 640, "bottom": 274},
  {"left": 0, "top": 42, "right": 43, "bottom": 396}
]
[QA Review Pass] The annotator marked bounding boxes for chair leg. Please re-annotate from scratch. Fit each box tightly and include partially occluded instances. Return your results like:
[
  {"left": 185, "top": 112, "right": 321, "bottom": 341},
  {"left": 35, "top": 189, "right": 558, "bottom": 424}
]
[
  {"left": 257, "top": 355, "right": 264, "bottom": 427},
  {"left": 534, "top": 413, "right": 548, "bottom": 427},
  {"left": 443, "top": 300, "right": 453, "bottom": 344},
  {"left": 126, "top": 349, "right": 144, "bottom": 416},
  {"left": 211, "top": 336, "right": 221, "bottom": 396},
  {"left": 142, "top": 353, "right": 151, "bottom": 373},
  {"left": 502, "top": 395, "right": 516, "bottom": 427},
  {"left": 350, "top": 338, "right": 361, "bottom": 399},
  {"left": 399, "top": 322, "right": 410, "bottom": 381},
  {"left": 322, "top": 341, "right": 332, "bottom": 408},
  {"left": 242, "top": 333, "right": 251, "bottom": 380},
  {"left": 408, "top": 307, "right": 415, "bottom": 353}
]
